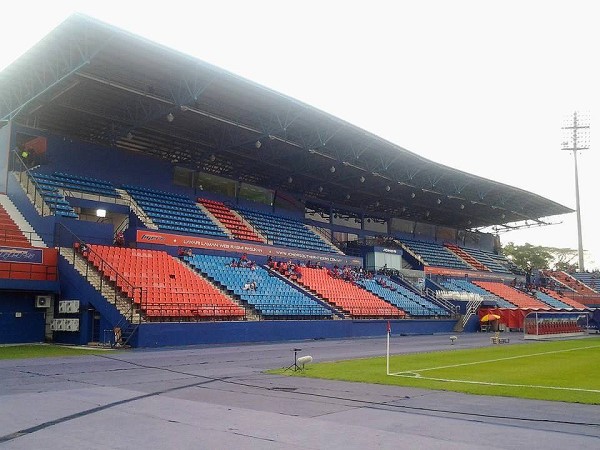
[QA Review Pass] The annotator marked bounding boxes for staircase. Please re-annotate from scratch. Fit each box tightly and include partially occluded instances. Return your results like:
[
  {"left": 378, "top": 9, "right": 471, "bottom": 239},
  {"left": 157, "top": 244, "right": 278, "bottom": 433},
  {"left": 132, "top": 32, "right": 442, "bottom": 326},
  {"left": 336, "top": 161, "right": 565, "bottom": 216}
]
[
  {"left": 198, "top": 198, "right": 266, "bottom": 243},
  {"left": 59, "top": 247, "right": 141, "bottom": 346},
  {"left": 393, "top": 239, "right": 426, "bottom": 266},
  {"left": 0, "top": 194, "right": 46, "bottom": 247},
  {"left": 455, "top": 297, "right": 483, "bottom": 331},
  {"left": 117, "top": 189, "right": 157, "bottom": 229},
  {"left": 444, "top": 243, "right": 489, "bottom": 271},
  {"left": 306, "top": 225, "right": 345, "bottom": 254}
]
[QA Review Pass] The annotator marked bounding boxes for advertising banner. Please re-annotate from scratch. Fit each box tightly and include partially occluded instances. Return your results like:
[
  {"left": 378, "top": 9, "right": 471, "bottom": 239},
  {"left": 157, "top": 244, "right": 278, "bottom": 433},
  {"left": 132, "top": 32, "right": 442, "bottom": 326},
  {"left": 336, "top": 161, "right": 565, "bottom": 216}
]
[
  {"left": 424, "top": 265, "right": 512, "bottom": 281},
  {"left": 136, "top": 230, "right": 362, "bottom": 266},
  {"left": 0, "top": 246, "right": 44, "bottom": 264}
]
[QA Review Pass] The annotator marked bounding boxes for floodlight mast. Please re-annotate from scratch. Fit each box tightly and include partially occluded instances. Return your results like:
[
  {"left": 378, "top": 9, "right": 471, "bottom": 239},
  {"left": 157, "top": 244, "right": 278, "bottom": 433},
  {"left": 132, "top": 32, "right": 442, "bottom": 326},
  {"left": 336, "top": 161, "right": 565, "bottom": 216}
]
[{"left": 561, "top": 111, "right": 589, "bottom": 271}]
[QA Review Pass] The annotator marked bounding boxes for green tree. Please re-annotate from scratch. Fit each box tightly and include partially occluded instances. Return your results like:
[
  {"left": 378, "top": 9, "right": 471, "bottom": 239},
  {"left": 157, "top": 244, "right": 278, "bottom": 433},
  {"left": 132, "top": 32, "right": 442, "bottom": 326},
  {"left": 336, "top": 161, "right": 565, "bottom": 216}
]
[
  {"left": 501, "top": 242, "right": 553, "bottom": 270},
  {"left": 548, "top": 247, "right": 579, "bottom": 272}
]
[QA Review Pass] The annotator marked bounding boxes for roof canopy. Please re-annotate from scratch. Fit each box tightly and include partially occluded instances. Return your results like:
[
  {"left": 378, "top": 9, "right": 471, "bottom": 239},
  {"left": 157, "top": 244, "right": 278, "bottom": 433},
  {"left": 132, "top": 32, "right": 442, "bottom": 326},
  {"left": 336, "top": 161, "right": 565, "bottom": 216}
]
[{"left": 0, "top": 14, "right": 572, "bottom": 229}]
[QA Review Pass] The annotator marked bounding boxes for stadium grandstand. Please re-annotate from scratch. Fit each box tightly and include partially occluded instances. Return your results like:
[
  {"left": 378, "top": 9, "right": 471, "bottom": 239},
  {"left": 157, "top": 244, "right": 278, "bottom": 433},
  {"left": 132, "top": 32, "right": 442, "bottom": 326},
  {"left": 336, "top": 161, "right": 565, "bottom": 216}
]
[{"left": 0, "top": 14, "right": 596, "bottom": 347}]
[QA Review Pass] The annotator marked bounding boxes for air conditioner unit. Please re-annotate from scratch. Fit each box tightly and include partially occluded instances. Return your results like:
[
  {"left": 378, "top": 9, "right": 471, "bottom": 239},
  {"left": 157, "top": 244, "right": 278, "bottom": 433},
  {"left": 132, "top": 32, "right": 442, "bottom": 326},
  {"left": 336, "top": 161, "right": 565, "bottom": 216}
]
[
  {"left": 35, "top": 295, "right": 52, "bottom": 308},
  {"left": 50, "top": 319, "right": 62, "bottom": 331}
]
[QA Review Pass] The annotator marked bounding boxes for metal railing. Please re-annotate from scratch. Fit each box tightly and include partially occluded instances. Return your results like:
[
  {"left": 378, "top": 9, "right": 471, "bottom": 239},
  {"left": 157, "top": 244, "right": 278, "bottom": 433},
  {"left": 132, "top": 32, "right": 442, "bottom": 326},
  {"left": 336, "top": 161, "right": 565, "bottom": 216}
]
[
  {"left": 55, "top": 223, "right": 143, "bottom": 327},
  {"left": 10, "top": 150, "right": 55, "bottom": 217}
]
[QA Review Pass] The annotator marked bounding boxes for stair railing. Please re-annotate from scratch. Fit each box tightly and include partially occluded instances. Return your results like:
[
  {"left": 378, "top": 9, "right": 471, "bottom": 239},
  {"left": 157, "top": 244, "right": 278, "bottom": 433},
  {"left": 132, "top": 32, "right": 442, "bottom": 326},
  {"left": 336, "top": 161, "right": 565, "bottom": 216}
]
[
  {"left": 54, "top": 223, "right": 145, "bottom": 329},
  {"left": 10, "top": 149, "right": 54, "bottom": 217}
]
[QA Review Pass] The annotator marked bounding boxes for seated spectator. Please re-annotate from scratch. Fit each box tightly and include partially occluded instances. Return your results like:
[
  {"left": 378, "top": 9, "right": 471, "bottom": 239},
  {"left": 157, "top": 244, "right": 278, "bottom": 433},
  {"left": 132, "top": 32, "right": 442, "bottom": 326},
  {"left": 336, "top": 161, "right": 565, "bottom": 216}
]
[{"left": 239, "top": 252, "right": 248, "bottom": 266}]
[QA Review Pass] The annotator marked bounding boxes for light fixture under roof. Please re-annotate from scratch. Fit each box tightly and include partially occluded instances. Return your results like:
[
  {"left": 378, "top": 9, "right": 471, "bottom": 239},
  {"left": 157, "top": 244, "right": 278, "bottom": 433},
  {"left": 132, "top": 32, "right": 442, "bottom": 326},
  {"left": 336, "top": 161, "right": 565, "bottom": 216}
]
[
  {"left": 166, "top": 112, "right": 174, "bottom": 122},
  {"left": 330, "top": 166, "right": 336, "bottom": 173},
  {"left": 359, "top": 176, "right": 365, "bottom": 183},
  {"left": 255, "top": 140, "right": 262, "bottom": 149}
]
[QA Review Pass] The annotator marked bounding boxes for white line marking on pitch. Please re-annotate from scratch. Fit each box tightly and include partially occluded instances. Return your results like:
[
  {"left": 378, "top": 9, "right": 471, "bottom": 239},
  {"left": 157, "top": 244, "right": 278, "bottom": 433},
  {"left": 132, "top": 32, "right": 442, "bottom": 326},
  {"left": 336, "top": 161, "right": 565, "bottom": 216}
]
[
  {"left": 388, "top": 343, "right": 600, "bottom": 394},
  {"left": 389, "top": 374, "right": 600, "bottom": 393},
  {"left": 391, "top": 344, "right": 600, "bottom": 375}
]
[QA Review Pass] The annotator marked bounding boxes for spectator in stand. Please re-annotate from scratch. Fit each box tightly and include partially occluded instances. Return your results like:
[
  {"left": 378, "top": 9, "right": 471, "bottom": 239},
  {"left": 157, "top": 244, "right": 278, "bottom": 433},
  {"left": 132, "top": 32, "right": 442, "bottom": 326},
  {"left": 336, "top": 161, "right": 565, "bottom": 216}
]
[
  {"left": 114, "top": 231, "right": 125, "bottom": 247},
  {"left": 237, "top": 253, "right": 249, "bottom": 267}
]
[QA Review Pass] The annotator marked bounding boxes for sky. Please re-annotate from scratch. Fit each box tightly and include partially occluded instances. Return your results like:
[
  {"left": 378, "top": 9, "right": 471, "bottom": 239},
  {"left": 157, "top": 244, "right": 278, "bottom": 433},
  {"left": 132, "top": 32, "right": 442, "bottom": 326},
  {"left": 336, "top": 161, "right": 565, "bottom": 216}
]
[{"left": 2, "top": 1, "right": 598, "bottom": 269}]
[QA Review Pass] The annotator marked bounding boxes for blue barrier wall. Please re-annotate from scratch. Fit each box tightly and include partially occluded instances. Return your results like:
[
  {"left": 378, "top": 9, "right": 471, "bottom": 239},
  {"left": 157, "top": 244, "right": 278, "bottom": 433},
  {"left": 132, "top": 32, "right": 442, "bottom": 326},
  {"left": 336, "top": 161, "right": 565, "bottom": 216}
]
[{"left": 136, "top": 319, "right": 456, "bottom": 348}]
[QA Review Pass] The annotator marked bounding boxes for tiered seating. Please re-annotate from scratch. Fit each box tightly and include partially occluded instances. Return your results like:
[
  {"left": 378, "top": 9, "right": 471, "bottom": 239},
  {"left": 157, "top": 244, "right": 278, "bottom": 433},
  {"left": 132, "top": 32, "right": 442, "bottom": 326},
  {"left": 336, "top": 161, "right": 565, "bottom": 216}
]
[
  {"left": 186, "top": 254, "right": 332, "bottom": 318},
  {"left": 400, "top": 239, "right": 471, "bottom": 269},
  {"left": 440, "top": 279, "right": 515, "bottom": 308},
  {"left": 198, "top": 198, "right": 263, "bottom": 242},
  {"left": 570, "top": 272, "right": 600, "bottom": 292},
  {"left": 534, "top": 290, "right": 572, "bottom": 309},
  {"left": 545, "top": 270, "right": 597, "bottom": 296},
  {"left": 29, "top": 172, "right": 78, "bottom": 218},
  {"left": 293, "top": 267, "right": 404, "bottom": 318},
  {"left": 33, "top": 172, "right": 118, "bottom": 197},
  {"left": 124, "top": 186, "right": 227, "bottom": 237},
  {"left": 0, "top": 203, "right": 31, "bottom": 247},
  {"left": 472, "top": 281, "right": 549, "bottom": 309},
  {"left": 458, "top": 247, "right": 513, "bottom": 274},
  {"left": 237, "top": 208, "right": 337, "bottom": 253},
  {"left": 357, "top": 277, "right": 448, "bottom": 316},
  {"left": 84, "top": 245, "right": 245, "bottom": 320},
  {"left": 444, "top": 243, "right": 488, "bottom": 271},
  {"left": 541, "top": 289, "right": 588, "bottom": 310}
]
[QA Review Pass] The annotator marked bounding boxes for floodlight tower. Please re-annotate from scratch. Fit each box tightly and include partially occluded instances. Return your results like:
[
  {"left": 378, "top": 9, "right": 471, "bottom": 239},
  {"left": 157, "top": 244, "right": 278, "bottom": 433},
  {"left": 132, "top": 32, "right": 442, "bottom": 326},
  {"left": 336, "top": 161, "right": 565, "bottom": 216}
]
[{"left": 561, "top": 111, "right": 590, "bottom": 272}]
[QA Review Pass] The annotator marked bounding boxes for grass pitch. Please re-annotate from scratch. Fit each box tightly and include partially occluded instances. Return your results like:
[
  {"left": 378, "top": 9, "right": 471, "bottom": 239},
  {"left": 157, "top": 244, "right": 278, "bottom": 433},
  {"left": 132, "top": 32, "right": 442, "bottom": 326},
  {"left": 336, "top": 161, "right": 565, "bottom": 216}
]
[
  {"left": 0, "top": 344, "right": 112, "bottom": 360},
  {"left": 272, "top": 337, "right": 600, "bottom": 404}
]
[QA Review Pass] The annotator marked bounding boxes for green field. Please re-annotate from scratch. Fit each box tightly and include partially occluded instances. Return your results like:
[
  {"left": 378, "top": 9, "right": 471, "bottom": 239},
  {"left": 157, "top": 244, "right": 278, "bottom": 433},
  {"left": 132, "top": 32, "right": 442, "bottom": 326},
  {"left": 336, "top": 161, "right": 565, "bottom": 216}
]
[
  {"left": 272, "top": 337, "right": 600, "bottom": 404},
  {"left": 0, "top": 344, "right": 113, "bottom": 360}
]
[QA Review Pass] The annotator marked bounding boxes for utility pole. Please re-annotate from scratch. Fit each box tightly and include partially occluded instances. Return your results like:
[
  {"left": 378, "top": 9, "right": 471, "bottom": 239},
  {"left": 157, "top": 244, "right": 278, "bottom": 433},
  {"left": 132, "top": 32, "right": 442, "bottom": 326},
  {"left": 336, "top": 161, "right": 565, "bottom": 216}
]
[{"left": 561, "top": 112, "right": 589, "bottom": 272}]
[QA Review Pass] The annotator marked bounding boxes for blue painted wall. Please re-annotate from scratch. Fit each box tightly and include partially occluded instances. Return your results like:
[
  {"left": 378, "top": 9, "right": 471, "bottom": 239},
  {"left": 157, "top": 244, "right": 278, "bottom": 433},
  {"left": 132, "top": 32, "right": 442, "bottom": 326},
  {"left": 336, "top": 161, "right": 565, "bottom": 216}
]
[{"left": 0, "top": 291, "right": 46, "bottom": 343}]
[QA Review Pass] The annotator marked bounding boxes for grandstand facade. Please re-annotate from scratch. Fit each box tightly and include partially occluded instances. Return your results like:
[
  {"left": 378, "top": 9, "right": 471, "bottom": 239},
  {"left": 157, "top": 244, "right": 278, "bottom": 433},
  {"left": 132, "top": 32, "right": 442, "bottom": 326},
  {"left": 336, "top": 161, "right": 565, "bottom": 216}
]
[{"left": 0, "top": 14, "right": 595, "bottom": 347}]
